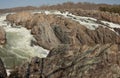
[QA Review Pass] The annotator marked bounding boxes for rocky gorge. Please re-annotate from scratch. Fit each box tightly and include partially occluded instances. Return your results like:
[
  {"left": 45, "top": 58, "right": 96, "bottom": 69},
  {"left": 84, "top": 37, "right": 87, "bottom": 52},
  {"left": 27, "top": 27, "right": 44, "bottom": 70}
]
[
  {"left": 6, "top": 11, "right": 120, "bottom": 49},
  {"left": 0, "top": 9, "right": 120, "bottom": 78}
]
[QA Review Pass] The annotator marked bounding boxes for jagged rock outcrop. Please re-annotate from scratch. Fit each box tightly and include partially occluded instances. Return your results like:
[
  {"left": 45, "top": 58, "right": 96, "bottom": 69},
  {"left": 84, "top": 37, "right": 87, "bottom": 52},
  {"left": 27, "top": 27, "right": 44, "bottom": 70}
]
[
  {"left": 8, "top": 44, "right": 120, "bottom": 78},
  {"left": 114, "top": 28, "right": 120, "bottom": 35},
  {"left": 6, "top": 12, "right": 120, "bottom": 49},
  {"left": 0, "top": 27, "right": 6, "bottom": 45},
  {"left": 100, "top": 12, "right": 120, "bottom": 24},
  {"left": 5, "top": 10, "right": 120, "bottom": 78},
  {"left": 66, "top": 9, "right": 120, "bottom": 24},
  {"left": 0, "top": 58, "right": 7, "bottom": 78}
]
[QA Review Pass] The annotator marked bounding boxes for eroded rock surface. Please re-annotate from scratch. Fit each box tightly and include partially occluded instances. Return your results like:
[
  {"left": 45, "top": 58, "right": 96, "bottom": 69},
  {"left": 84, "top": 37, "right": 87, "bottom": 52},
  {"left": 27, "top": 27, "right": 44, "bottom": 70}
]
[
  {"left": 6, "top": 12, "right": 33, "bottom": 27},
  {"left": 5, "top": 11, "right": 120, "bottom": 78},
  {"left": 66, "top": 9, "right": 120, "bottom": 24},
  {"left": 0, "top": 27, "right": 6, "bottom": 45},
  {"left": 6, "top": 12, "right": 120, "bottom": 49},
  {"left": 8, "top": 44, "right": 120, "bottom": 78}
]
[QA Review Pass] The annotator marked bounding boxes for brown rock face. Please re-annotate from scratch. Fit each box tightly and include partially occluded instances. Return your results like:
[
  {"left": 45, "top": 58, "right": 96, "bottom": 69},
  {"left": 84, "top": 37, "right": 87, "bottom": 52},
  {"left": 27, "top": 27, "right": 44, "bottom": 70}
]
[
  {"left": 0, "top": 58, "right": 7, "bottom": 78},
  {"left": 6, "top": 12, "right": 120, "bottom": 49},
  {"left": 0, "top": 27, "right": 6, "bottom": 45},
  {"left": 66, "top": 9, "right": 120, "bottom": 24},
  {"left": 6, "top": 12, "right": 33, "bottom": 27},
  {"left": 5, "top": 11, "right": 120, "bottom": 78},
  {"left": 8, "top": 44, "right": 120, "bottom": 78}
]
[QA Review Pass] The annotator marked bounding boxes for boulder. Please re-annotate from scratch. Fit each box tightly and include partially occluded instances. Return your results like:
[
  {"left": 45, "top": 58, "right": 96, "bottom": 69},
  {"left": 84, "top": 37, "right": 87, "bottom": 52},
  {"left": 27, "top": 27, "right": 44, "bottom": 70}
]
[{"left": 6, "top": 12, "right": 33, "bottom": 27}]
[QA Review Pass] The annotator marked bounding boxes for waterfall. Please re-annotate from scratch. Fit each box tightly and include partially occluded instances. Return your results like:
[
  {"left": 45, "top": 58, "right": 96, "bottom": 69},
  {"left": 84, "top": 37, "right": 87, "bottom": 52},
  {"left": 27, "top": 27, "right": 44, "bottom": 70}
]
[
  {"left": 0, "top": 14, "right": 49, "bottom": 69},
  {"left": 1, "top": 10, "right": 120, "bottom": 72}
]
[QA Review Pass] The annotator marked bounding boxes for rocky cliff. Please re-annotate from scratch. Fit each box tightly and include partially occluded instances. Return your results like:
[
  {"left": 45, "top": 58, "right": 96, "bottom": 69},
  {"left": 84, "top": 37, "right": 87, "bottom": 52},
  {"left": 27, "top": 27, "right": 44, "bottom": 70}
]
[
  {"left": 8, "top": 44, "right": 120, "bottom": 78},
  {"left": 6, "top": 12, "right": 120, "bottom": 49},
  {"left": 5, "top": 11, "right": 120, "bottom": 78}
]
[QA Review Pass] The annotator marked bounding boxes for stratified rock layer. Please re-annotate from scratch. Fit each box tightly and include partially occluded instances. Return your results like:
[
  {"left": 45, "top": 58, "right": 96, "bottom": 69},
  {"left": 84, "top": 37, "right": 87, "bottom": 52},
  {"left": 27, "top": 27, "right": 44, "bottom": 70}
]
[
  {"left": 5, "top": 11, "right": 120, "bottom": 78},
  {"left": 65, "top": 9, "right": 120, "bottom": 24},
  {"left": 6, "top": 12, "right": 120, "bottom": 49},
  {"left": 8, "top": 44, "right": 120, "bottom": 78}
]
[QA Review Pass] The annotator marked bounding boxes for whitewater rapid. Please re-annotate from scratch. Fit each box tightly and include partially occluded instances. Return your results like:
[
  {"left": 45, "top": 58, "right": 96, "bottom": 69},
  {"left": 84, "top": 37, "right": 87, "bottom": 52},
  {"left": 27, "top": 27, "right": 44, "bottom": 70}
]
[
  {"left": 34, "top": 10, "right": 120, "bottom": 32},
  {"left": 0, "top": 14, "right": 49, "bottom": 68}
]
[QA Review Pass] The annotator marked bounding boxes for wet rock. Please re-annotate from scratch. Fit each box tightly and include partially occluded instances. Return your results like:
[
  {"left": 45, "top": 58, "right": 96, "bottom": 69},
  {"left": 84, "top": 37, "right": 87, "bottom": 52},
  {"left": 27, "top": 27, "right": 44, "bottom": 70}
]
[
  {"left": 114, "top": 28, "right": 120, "bottom": 35},
  {"left": 0, "top": 27, "right": 6, "bottom": 45},
  {"left": 0, "top": 58, "right": 7, "bottom": 78}
]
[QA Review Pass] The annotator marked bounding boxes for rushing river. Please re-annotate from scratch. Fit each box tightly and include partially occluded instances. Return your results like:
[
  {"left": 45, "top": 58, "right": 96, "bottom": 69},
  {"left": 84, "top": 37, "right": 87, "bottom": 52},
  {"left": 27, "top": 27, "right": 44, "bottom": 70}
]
[
  {"left": 0, "top": 10, "right": 120, "bottom": 69},
  {"left": 0, "top": 14, "right": 49, "bottom": 69}
]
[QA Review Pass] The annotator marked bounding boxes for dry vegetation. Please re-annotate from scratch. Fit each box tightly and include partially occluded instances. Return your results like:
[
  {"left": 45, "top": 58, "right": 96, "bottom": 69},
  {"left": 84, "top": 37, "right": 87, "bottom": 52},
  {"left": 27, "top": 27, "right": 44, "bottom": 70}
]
[
  {"left": 40, "top": 2, "right": 120, "bottom": 15},
  {"left": 0, "top": 6, "right": 37, "bottom": 13},
  {"left": 99, "top": 5, "right": 120, "bottom": 14},
  {"left": 40, "top": 2, "right": 109, "bottom": 10},
  {"left": 0, "top": 2, "right": 119, "bottom": 14},
  {"left": 0, "top": 2, "right": 113, "bottom": 13}
]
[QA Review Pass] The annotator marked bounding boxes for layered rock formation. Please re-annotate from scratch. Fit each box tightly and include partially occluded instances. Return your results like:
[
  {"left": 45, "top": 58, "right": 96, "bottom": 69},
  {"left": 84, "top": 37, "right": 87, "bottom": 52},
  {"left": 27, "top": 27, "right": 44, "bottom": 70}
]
[
  {"left": 0, "top": 58, "right": 7, "bottom": 78},
  {"left": 33, "top": 3, "right": 120, "bottom": 24},
  {"left": 64, "top": 9, "right": 120, "bottom": 24},
  {"left": 0, "top": 27, "right": 6, "bottom": 45},
  {"left": 8, "top": 44, "right": 120, "bottom": 78},
  {"left": 6, "top": 11, "right": 120, "bottom": 78},
  {"left": 6, "top": 12, "right": 120, "bottom": 49}
]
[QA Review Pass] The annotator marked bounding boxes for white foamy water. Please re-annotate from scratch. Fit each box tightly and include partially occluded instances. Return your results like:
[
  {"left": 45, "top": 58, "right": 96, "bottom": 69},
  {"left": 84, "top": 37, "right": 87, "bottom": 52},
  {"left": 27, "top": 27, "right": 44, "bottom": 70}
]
[
  {"left": 0, "top": 14, "right": 49, "bottom": 69},
  {"left": 34, "top": 10, "right": 120, "bottom": 31},
  {"left": 6, "top": 69, "right": 12, "bottom": 76},
  {"left": 35, "top": 10, "right": 120, "bottom": 35}
]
